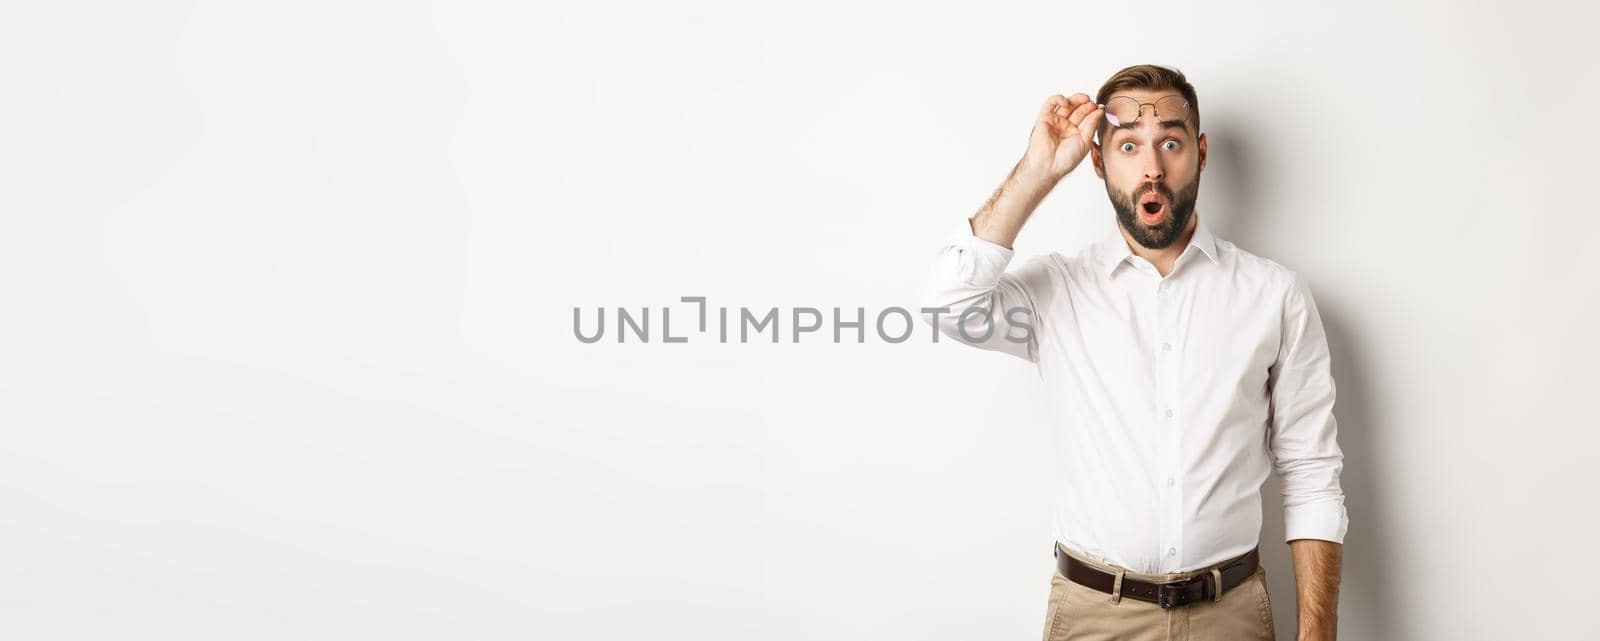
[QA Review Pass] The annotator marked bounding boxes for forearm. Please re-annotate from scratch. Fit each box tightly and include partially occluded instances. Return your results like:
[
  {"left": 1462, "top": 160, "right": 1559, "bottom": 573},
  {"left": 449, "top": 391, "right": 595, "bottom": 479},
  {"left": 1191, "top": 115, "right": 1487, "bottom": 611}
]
[
  {"left": 969, "top": 158, "right": 1060, "bottom": 249},
  {"left": 1288, "top": 538, "right": 1342, "bottom": 641}
]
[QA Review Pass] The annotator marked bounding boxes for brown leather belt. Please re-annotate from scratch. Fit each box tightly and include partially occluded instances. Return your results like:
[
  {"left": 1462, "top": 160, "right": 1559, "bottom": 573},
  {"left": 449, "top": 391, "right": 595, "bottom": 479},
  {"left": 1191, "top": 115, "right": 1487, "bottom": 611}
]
[{"left": 1053, "top": 543, "right": 1259, "bottom": 609}]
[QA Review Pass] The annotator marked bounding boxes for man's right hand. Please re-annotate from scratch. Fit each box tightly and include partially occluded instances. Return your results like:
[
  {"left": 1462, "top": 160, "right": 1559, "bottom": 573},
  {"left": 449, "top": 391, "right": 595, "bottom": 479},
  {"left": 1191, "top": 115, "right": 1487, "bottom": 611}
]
[
  {"left": 1022, "top": 93, "right": 1104, "bottom": 183},
  {"left": 966, "top": 93, "right": 1105, "bottom": 249}
]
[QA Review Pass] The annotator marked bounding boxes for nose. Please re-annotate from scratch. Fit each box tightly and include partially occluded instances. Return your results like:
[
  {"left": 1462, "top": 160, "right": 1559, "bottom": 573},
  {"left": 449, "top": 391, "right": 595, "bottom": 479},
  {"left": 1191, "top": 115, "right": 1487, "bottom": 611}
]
[
  {"left": 1141, "top": 150, "right": 1165, "bottom": 182},
  {"left": 1131, "top": 118, "right": 1167, "bottom": 182}
]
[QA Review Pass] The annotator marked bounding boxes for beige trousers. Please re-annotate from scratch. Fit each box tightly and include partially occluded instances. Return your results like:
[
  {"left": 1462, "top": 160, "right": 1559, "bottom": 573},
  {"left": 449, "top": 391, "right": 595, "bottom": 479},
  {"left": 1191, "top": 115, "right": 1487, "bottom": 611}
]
[{"left": 1043, "top": 543, "right": 1276, "bottom": 641}]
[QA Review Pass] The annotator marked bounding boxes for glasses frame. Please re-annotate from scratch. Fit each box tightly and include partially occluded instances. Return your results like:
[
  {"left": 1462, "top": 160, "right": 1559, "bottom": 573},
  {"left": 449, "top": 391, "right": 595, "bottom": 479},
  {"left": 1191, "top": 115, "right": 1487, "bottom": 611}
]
[
  {"left": 1100, "top": 95, "right": 1190, "bottom": 146},
  {"left": 1102, "top": 95, "right": 1192, "bottom": 129}
]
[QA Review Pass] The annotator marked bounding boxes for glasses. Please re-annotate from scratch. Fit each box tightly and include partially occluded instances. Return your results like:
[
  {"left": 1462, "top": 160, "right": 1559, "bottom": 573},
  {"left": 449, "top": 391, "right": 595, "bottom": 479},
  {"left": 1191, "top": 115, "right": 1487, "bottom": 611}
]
[{"left": 1103, "top": 95, "right": 1192, "bottom": 128}]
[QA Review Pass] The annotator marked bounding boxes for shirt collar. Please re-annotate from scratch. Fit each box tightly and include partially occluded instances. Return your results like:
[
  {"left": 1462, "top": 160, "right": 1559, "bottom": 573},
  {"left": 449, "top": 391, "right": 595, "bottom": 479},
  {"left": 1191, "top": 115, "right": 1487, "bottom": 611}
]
[{"left": 1099, "top": 216, "right": 1219, "bottom": 277}]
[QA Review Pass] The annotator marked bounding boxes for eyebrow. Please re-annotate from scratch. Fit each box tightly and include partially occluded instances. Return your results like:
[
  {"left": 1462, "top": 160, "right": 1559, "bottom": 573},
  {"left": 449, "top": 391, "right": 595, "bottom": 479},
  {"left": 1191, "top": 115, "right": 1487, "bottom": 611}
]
[{"left": 1112, "top": 119, "right": 1189, "bottom": 132}]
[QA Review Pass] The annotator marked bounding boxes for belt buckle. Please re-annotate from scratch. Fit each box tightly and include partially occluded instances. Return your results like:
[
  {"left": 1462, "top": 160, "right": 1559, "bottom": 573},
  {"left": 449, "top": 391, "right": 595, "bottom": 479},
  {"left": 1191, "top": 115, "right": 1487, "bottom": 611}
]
[{"left": 1164, "top": 575, "right": 1190, "bottom": 607}]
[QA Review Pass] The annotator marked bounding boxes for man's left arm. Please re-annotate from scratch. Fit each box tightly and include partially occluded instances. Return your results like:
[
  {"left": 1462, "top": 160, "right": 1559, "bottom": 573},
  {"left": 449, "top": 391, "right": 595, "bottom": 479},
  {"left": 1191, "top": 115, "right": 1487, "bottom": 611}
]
[
  {"left": 1266, "top": 272, "right": 1349, "bottom": 641},
  {"left": 1289, "top": 538, "right": 1341, "bottom": 640}
]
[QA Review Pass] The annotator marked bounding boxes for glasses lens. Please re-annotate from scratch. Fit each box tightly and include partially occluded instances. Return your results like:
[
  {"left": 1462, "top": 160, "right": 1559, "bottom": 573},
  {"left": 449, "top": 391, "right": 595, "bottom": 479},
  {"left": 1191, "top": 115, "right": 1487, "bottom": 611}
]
[
  {"left": 1154, "top": 95, "right": 1190, "bottom": 124},
  {"left": 1106, "top": 97, "right": 1141, "bottom": 127}
]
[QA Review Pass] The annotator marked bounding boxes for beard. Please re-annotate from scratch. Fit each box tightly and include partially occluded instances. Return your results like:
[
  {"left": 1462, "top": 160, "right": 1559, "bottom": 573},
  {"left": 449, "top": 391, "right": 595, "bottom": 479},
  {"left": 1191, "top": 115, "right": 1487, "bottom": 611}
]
[{"left": 1108, "top": 176, "right": 1200, "bottom": 250}]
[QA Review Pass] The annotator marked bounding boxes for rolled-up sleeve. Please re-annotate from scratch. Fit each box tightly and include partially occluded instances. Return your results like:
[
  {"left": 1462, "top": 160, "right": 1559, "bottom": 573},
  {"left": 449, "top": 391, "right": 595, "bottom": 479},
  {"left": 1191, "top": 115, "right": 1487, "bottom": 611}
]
[
  {"left": 919, "top": 217, "right": 1044, "bottom": 362},
  {"left": 1268, "top": 272, "right": 1349, "bottom": 544}
]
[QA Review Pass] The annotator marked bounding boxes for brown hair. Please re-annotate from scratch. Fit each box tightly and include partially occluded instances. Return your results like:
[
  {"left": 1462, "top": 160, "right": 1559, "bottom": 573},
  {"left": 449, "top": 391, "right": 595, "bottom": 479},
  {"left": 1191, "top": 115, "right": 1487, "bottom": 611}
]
[{"left": 1094, "top": 64, "right": 1199, "bottom": 143}]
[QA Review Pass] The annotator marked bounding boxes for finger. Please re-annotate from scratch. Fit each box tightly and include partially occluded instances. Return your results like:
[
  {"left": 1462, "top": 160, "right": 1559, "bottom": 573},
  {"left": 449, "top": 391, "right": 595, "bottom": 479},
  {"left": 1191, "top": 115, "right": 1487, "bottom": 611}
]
[
  {"left": 1039, "top": 94, "right": 1069, "bottom": 119},
  {"left": 1077, "top": 108, "right": 1104, "bottom": 146},
  {"left": 1065, "top": 100, "right": 1098, "bottom": 127},
  {"left": 1065, "top": 93, "right": 1091, "bottom": 109}
]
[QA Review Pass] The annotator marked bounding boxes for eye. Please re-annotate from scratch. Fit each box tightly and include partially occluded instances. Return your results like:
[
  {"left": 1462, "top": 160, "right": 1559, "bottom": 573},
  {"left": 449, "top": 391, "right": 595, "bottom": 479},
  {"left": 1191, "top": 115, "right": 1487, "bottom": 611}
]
[
  {"left": 1118, "top": 141, "right": 1135, "bottom": 153},
  {"left": 1161, "top": 140, "right": 1181, "bottom": 151}
]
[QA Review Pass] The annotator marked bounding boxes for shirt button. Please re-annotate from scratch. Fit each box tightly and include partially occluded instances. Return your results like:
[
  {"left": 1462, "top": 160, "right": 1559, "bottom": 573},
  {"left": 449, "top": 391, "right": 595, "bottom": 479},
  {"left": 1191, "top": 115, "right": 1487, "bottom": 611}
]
[
  {"left": 1162, "top": 342, "right": 1172, "bottom": 352},
  {"left": 1168, "top": 547, "right": 1176, "bottom": 556},
  {"left": 1164, "top": 408, "right": 1174, "bottom": 418},
  {"left": 1167, "top": 477, "right": 1175, "bottom": 487}
]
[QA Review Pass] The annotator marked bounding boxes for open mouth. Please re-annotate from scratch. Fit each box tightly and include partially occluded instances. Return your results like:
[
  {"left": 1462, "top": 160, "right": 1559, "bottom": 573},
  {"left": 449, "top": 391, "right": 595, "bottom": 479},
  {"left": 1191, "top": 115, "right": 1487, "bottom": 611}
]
[{"left": 1138, "top": 191, "right": 1167, "bottom": 223}]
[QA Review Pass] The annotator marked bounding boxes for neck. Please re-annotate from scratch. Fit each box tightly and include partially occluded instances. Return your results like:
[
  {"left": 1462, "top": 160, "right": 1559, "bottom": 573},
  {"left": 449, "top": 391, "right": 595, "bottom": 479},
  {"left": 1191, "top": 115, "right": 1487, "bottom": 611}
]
[{"left": 1119, "top": 213, "right": 1198, "bottom": 278}]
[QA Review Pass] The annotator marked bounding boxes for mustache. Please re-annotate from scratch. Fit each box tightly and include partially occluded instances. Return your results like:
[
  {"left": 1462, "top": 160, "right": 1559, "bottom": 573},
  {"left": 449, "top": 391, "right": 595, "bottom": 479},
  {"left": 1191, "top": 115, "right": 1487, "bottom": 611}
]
[{"left": 1132, "top": 183, "right": 1175, "bottom": 202}]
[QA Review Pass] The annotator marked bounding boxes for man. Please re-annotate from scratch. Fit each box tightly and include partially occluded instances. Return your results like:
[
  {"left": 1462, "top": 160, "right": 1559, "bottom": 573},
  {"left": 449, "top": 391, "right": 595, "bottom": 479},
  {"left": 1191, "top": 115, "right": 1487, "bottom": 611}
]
[{"left": 920, "top": 65, "right": 1346, "bottom": 640}]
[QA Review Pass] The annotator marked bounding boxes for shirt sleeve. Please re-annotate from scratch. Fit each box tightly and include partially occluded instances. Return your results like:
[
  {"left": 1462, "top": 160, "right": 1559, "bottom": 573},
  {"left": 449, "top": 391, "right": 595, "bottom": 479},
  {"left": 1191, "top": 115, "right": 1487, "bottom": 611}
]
[
  {"left": 918, "top": 217, "right": 1046, "bottom": 362},
  {"left": 1268, "top": 271, "right": 1350, "bottom": 544}
]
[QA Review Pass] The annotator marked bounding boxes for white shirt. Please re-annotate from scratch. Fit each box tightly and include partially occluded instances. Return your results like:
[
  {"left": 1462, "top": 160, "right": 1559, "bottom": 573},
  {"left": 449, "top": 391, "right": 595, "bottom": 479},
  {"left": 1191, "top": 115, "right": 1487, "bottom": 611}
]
[{"left": 921, "top": 215, "right": 1348, "bottom": 574}]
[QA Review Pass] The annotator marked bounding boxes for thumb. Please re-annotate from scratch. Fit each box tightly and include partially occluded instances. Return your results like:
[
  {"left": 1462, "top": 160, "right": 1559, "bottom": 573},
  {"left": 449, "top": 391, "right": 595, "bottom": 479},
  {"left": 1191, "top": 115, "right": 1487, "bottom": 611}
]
[{"left": 1077, "top": 107, "right": 1104, "bottom": 147}]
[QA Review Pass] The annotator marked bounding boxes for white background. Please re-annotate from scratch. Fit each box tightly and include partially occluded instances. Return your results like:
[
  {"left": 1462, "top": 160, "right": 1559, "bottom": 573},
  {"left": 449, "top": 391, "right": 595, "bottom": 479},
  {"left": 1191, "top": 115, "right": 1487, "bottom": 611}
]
[{"left": 2, "top": 1, "right": 1596, "bottom": 639}]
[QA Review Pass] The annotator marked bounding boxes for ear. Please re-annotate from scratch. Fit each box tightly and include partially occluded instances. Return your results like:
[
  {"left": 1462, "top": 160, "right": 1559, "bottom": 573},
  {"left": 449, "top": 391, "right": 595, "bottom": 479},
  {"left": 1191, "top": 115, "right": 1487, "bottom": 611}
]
[
  {"left": 1197, "top": 131, "right": 1208, "bottom": 173},
  {"left": 1090, "top": 140, "right": 1105, "bottom": 179}
]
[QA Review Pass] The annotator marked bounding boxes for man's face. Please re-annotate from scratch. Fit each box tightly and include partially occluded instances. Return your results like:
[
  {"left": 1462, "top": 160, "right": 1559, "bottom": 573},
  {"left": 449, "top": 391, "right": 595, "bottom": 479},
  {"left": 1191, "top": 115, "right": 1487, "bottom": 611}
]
[{"left": 1090, "top": 88, "right": 1208, "bottom": 250}]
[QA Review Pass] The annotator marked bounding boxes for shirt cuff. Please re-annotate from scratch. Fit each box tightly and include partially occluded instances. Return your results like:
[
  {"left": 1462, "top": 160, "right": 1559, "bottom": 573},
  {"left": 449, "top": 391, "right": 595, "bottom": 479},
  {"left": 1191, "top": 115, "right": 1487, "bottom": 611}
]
[
  {"left": 1283, "top": 499, "right": 1349, "bottom": 544},
  {"left": 942, "top": 217, "right": 1015, "bottom": 287}
]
